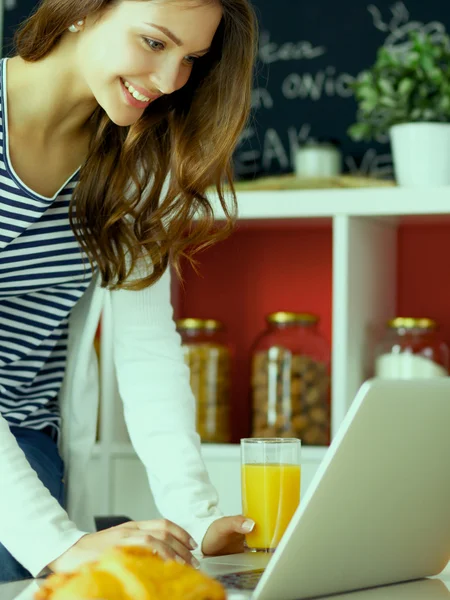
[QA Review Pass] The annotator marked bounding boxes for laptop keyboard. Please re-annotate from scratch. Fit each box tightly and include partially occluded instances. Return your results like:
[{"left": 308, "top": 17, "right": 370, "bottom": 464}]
[{"left": 217, "top": 569, "right": 265, "bottom": 590}]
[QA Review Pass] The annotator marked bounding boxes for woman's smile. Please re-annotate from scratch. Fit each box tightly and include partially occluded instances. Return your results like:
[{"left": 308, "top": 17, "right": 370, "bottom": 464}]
[{"left": 120, "top": 77, "right": 155, "bottom": 108}]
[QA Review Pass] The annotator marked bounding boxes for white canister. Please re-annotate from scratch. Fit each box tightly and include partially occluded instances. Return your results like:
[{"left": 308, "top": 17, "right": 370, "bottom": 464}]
[
  {"left": 390, "top": 122, "right": 450, "bottom": 187},
  {"left": 373, "top": 317, "right": 449, "bottom": 379},
  {"left": 295, "top": 142, "right": 342, "bottom": 178}
]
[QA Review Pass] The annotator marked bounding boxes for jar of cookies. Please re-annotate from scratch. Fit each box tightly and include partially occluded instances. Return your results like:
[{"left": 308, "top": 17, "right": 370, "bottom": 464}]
[
  {"left": 176, "top": 318, "right": 231, "bottom": 443},
  {"left": 251, "top": 312, "right": 331, "bottom": 446}
]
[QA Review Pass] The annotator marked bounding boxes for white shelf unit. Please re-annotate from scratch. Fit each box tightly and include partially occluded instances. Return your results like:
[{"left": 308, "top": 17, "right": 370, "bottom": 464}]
[{"left": 90, "top": 185, "right": 449, "bottom": 521}]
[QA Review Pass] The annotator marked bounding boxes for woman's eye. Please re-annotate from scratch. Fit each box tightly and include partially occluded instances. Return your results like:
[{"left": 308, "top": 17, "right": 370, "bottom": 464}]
[
  {"left": 143, "top": 37, "right": 165, "bottom": 51},
  {"left": 142, "top": 37, "right": 200, "bottom": 65}
]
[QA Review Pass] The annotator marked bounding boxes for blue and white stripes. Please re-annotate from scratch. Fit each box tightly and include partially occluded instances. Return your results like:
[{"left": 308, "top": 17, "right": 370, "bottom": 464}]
[{"left": 0, "top": 58, "right": 93, "bottom": 441}]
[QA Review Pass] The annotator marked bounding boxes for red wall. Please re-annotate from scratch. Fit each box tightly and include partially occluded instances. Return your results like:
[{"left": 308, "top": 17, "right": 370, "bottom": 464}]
[{"left": 397, "top": 224, "right": 450, "bottom": 344}]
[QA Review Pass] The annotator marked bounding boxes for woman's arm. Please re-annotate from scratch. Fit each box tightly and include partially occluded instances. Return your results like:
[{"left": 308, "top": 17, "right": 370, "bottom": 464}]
[
  {"left": 0, "top": 414, "right": 87, "bottom": 577},
  {"left": 111, "top": 266, "right": 224, "bottom": 548}
]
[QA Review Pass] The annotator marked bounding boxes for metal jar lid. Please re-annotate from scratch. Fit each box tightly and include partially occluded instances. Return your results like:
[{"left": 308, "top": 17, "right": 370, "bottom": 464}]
[
  {"left": 176, "top": 318, "right": 223, "bottom": 331},
  {"left": 387, "top": 317, "right": 437, "bottom": 330},
  {"left": 266, "top": 312, "right": 319, "bottom": 325}
]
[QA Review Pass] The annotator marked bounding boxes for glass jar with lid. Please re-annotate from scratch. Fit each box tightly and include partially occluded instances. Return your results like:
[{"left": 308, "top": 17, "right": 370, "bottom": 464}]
[
  {"left": 374, "top": 317, "right": 449, "bottom": 378},
  {"left": 176, "top": 318, "right": 232, "bottom": 443},
  {"left": 250, "top": 312, "right": 331, "bottom": 446}
]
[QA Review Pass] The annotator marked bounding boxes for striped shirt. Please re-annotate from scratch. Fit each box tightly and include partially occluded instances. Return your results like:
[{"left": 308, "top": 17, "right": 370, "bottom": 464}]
[{"left": 0, "top": 57, "right": 93, "bottom": 441}]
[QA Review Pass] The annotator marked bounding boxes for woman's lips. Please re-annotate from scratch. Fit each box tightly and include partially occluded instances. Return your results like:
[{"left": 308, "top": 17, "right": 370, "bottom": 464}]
[{"left": 120, "top": 78, "right": 158, "bottom": 108}]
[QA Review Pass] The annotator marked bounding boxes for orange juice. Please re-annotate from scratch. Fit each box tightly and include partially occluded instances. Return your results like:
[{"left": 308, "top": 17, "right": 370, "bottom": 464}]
[{"left": 242, "top": 463, "right": 301, "bottom": 550}]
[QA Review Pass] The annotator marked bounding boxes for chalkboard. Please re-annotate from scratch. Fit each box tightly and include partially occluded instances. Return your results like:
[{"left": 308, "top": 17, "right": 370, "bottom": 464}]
[
  {"left": 3, "top": 1, "right": 449, "bottom": 180},
  {"left": 234, "top": 1, "right": 450, "bottom": 179}
]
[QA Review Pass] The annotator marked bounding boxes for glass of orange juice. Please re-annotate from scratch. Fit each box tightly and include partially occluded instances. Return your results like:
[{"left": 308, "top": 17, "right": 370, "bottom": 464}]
[{"left": 241, "top": 438, "right": 301, "bottom": 553}]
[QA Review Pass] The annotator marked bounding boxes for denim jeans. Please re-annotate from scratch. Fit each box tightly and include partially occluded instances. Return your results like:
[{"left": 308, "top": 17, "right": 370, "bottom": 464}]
[{"left": 0, "top": 426, "right": 65, "bottom": 583}]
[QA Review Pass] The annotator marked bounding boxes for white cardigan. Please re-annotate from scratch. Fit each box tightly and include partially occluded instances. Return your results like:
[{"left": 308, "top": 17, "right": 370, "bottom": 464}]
[{"left": 0, "top": 267, "right": 223, "bottom": 577}]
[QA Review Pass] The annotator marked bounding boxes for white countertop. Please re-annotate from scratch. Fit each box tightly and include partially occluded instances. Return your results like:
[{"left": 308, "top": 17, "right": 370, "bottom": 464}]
[{"left": 2, "top": 561, "right": 449, "bottom": 600}]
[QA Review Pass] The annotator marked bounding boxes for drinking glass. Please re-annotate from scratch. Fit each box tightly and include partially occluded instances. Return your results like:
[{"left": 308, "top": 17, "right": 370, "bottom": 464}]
[{"left": 241, "top": 438, "right": 301, "bottom": 552}]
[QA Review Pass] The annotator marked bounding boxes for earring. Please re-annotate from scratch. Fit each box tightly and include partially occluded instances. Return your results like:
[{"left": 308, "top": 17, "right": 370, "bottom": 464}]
[{"left": 68, "top": 19, "right": 85, "bottom": 33}]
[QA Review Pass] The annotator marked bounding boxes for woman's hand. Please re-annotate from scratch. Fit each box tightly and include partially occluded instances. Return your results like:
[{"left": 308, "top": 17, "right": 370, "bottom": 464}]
[
  {"left": 201, "top": 516, "right": 255, "bottom": 556},
  {"left": 47, "top": 519, "right": 199, "bottom": 572}
]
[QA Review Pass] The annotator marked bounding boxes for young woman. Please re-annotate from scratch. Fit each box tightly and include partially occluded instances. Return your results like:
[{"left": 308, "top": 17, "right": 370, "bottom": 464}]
[{"left": 0, "top": 0, "right": 256, "bottom": 582}]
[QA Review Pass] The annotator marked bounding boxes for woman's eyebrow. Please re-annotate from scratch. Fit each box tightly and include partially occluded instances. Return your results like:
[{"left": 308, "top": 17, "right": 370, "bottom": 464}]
[
  {"left": 144, "top": 22, "right": 211, "bottom": 53},
  {"left": 145, "top": 22, "right": 182, "bottom": 45}
]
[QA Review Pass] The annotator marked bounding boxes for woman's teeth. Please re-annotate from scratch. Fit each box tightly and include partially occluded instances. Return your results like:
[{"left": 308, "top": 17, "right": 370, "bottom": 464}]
[{"left": 123, "top": 80, "right": 150, "bottom": 103}]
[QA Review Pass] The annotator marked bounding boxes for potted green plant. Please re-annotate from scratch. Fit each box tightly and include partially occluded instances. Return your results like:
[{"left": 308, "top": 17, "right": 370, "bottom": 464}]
[{"left": 348, "top": 31, "right": 450, "bottom": 186}]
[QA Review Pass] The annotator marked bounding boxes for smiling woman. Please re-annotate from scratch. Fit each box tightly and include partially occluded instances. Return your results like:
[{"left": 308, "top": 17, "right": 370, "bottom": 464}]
[
  {"left": 14, "top": 0, "right": 257, "bottom": 289},
  {"left": 0, "top": 0, "right": 257, "bottom": 585}
]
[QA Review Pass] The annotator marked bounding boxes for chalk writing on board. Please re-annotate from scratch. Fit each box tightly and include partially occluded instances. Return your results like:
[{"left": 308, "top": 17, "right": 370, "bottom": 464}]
[
  {"left": 282, "top": 69, "right": 356, "bottom": 101},
  {"left": 252, "top": 88, "right": 274, "bottom": 110},
  {"left": 258, "top": 31, "right": 327, "bottom": 64},
  {"left": 236, "top": 128, "right": 394, "bottom": 178},
  {"left": 346, "top": 149, "right": 394, "bottom": 178},
  {"left": 368, "top": 1, "right": 447, "bottom": 50},
  {"left": 235, "top": 124, "right": 312, "bottom": 175}
]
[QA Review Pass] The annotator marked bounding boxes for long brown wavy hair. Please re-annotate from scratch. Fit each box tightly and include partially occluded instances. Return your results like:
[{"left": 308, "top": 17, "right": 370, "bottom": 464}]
[{"left": 14, "top": 0, "right": 257, "bottom": 289}]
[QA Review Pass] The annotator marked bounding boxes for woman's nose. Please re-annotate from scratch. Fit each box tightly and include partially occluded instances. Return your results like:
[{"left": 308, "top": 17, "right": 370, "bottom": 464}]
[{"left": 151, "top": 62, "right": 188, "bottom": 96}]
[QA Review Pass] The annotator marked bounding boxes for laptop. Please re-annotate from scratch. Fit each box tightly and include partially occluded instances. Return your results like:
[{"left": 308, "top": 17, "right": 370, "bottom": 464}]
[{"left": 201, "top": 378, "right": 450, "bottom": 600}]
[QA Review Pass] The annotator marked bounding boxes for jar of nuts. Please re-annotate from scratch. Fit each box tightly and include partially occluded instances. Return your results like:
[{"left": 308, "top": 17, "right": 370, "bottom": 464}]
[
  {"left": 251, "top": 312, "right": 331, "bottom": 446},
  {"left": 176, "top": 318, "right": 232, "bottom": 443}
]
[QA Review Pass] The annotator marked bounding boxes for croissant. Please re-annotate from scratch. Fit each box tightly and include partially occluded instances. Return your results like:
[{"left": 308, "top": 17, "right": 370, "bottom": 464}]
[{"left": 35, "top": 545, "right": 226, "bottom": 600}]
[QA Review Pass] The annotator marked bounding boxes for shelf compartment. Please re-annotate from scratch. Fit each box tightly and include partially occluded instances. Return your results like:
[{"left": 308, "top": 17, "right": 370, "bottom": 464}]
[{"left": 175, "top": 222, "right": 333, "bottom": 443}]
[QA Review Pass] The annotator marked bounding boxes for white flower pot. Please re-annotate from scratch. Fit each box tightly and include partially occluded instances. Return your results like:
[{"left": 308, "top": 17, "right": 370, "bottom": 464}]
[{"left": 390, "top": 122, "right": 450, "bottom": 187}]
